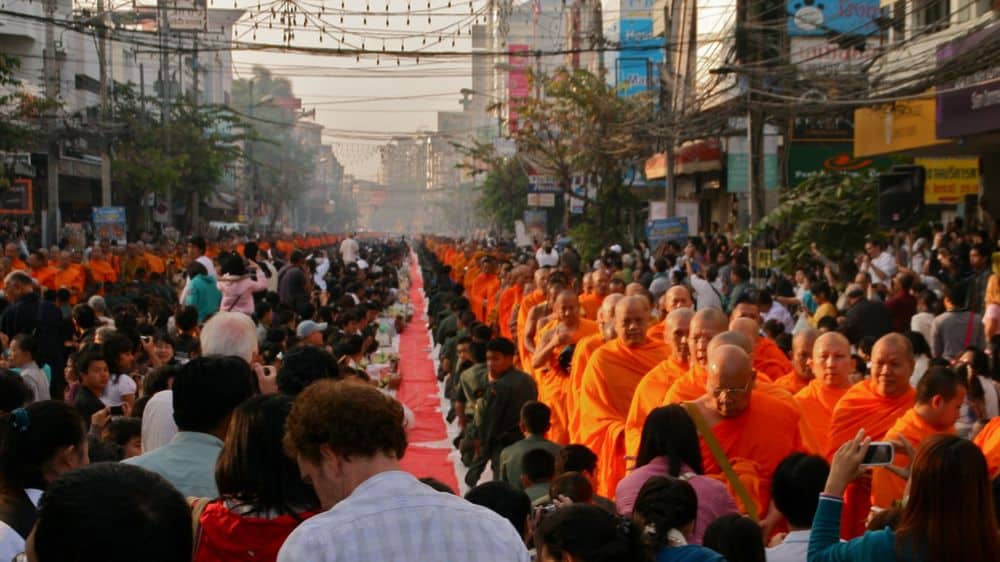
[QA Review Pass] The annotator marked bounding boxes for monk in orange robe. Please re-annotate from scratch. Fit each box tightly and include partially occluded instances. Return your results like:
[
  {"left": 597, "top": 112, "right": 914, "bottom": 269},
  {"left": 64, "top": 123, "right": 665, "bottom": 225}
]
[
  {"left": 26, "top": 251, "right": 58, "bottom": 291},
  {"left": 524, "top": 274, "right": 571, "bottom": 375},
  {"left": 662, "top": 308, "right": 730, "bottom": 405},
  {"left": 143, "top": 249, "right": 166, "bottom": 276},
  {"left": 686, "top": 344, "right": 802, "bottom": 518},
  {"left": 773, "top": 329, "right": 819, "bottom": 394},
  {"left": 86, "top": 247, "right": 118, "bottom": 285},
  {"left": 871, "top": 366, "right": 965, "bottom": 508},
  {"left": 827, "top": 333, "right": 916, "bottom": 538},
  {"left": 795, "top": 332, "right": 853, "bottom": 455},
  {"left": 468, "top": 256, "right": 501, "bottom": 323},
  {"left": 5, "top": 242, "right": 27, "bottom": 271},
  {"left": 974, "top": 416, "right": 1000, "bottom": 478},
  {"left": 517, "top": 268, "right": 550, "bottom": 366},
  {"left": 578, "top": 296, "right": 669, "bottom": 498},
  {"left": 579, "top": 268, "right": 610, "bottom": 321},
  {"left": 567, "top": 294, "right": 623, "bottom": 443},
  {"left": 729, "top": 301, "right": 793, "bottom": 382},
  {"left": 53, "top": 250, "right": 86, "bottom": 303},
  {"left": 531, "top": 289, "right": 599, "bottom": 444},
  {"left": 625, "top": 307, "right": 694, "bottom": 458},
  {"left": 647, "top": 285, "right": 694, "bottom": 341},
  {"left": 497, "top": 266, "right": 529, "bottom": 339}
]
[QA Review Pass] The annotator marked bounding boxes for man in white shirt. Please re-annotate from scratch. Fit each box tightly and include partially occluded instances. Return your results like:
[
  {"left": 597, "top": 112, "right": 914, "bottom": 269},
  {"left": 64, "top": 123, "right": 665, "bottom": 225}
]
[
  {"left": 340, "top": 232, "right": 360, "bottom": 264},
  {"left": 765, "top": 453, "right": 829, "bottom": 562},
  {"left": 279, "top": 381, "right": 530, "bottom": 562},
  {"left": 535, "top": 238, "right": 559, "bottom": 268},
  {"left": 861, "top": 239, "right": 896, "bottom": 286}
]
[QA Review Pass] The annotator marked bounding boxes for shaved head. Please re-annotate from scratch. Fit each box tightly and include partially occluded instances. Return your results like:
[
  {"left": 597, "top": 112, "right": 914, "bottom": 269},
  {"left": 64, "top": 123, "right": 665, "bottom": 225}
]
[
  {"left": 625, "top": 282, "right": 645, "bottom": 296},
  {"left": 665, "top": 307, "right": 694, "bottom": 364},
  {"left": 871, "top": 333, "right": 915, "bottom": 398},
  {"left": 729, "top": 317, "right": 760, "bottom": 349},
  {"left": 599, "top": 293, "right": 626, "bottom": 340},
  {"left": 706, "top": 344, "right": 755, "bottom": 417},
  {"left": 614, "top": 296, "right": 651, "bottom": 346},
  {"left": 689, "top": 308, "right": 729, "bottom": 368},
  {"left": 554, "top": 289, "right": 581, "bottom": 326},
  {"left": 664, "top": 285, "right": 694, "bottom": 311},
  {"left": 792, "top": 329, "right": 819, "bottom": 380},
  {"left": 810, "top": 332, "right": 853, "bottom": 388},
  {"left": 592, "top": 269, "right": 611, "bottom": 295},
  {"left": 708, "top": 331, "right": 754, "bottom": 355}
]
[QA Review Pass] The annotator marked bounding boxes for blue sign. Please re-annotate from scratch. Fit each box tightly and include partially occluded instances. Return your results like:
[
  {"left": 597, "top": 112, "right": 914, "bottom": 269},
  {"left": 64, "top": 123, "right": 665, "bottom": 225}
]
[
  {"left": 617, "top": 18, "right": 663, "bottom": 98},
  {"left": 646, "top": 217, "right": 689, "bottom": 248},
  {"left": 787, "top": 0, "right": 880, "bottom": 36}
]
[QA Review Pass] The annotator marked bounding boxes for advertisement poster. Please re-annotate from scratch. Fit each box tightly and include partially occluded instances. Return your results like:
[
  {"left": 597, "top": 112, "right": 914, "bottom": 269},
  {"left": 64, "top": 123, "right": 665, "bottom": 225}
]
[
  {"left": 93, "top": 206, "right": 127, "bottom": 245},
  {"left": 646, "top": 216, "right": 689, "bottom": 248},
  {"left": 915, "top": 157, "right": 981, "bottom": 204}
]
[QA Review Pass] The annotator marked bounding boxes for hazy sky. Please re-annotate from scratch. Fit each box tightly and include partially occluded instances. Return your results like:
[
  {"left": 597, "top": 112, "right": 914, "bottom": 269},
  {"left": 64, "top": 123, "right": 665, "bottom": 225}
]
[{"left": 230, "top": 0, "right": 486, "bottom": 180}]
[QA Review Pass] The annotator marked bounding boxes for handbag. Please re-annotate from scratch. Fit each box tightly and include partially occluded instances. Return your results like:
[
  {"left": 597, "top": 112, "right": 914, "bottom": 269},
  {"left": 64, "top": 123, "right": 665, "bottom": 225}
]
[{"left": 187, "top": 496, "right": 212, "bottom": 556}]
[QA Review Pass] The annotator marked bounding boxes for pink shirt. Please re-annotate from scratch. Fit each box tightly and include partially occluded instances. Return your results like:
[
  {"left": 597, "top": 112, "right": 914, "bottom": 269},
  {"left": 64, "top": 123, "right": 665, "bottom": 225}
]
[{"left": 615, "top": 457, "right": 738, "bottom": 544}]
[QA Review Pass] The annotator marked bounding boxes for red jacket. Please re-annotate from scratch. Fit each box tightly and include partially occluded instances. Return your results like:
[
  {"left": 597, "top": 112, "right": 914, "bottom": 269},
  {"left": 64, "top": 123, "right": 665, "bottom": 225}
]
[{"left": 194, "top": 501, "right": 317, "bottom": 562}]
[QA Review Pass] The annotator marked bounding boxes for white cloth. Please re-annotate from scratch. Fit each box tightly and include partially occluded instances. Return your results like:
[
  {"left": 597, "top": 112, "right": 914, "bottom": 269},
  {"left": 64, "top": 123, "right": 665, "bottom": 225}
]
[
  {"left": 909, "top": 355, "right": 930, "bottom": 388},
  {"left": 535, "top": 248, "right": 559, "bottom": 268},
  {"left": 141, "top": 390, "right": 178, "bottom": 453},
  {"left": 867, "top": 251, "right": 896, "bottom": 284},
  {"left": 277, "top": 470, "right": 530, "bottom": 562},
  {"left": 340, "top": 237, "right": 360, "bottom": 263},
  {"left": 313, "top": 257, "right": 330, "bottom": 291},
  {"left": 100, "top": 374, "right": 137, "bottom": 408},
  {"left": 196, "top": 255, "right": 217, "bottom": 278},
  {"left": 910, "top": 312, "right": 935, "bottom": 349},
  {"left": 762, "top": 302, "right": 795, "bottom": 334},
  {"left": 690, "top": 275, "right": 723, "bottom": 311},
  {"left": 765, "top": 529, "right": 810, "bottom": 562},
  {"left": 19, "top": 362, "right": 50, "bottom": 402},
  {"left": 0, "top": 488, "right": 42, "bottom": 562}
]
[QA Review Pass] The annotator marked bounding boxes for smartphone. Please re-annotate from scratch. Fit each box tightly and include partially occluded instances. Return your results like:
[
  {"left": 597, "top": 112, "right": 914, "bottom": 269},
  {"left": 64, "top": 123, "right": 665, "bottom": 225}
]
[
  {"left": 109, "top": 406, "right": 125, "bottom": 416},
  {"left": 861, "top": 442, "right": 895, "bottom": 466},
  {"left": 141, "top": 335, "right": 152, "bottom": 344}
]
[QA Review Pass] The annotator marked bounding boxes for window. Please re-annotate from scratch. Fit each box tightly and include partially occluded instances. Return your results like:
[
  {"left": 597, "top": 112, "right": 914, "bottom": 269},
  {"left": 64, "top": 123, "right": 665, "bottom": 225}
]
[{"left": 915, "top": 0, "right": 950, "bottom": 32}]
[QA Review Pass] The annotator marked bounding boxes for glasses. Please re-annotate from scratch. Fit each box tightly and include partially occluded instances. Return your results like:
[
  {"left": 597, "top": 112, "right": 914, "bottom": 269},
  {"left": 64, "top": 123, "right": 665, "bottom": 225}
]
[{"left": 709, "top": 379, "right": 752, "bottom": 398}]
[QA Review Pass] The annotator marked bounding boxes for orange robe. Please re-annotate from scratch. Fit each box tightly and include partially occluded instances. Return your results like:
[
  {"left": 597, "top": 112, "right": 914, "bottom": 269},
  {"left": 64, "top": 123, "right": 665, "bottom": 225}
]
[
  {"left": 497, "top": 285, "right": 522, "bottom": 339},
  {"left": 10, "top": 258, "right": 27, "bottom": 272},
  {"left": 646, "top": 321, "right": 666, "bottom": 342},
  {"left": 54, "top": 265, "right": 86, "bottom": 302},
  {"left": 516, "top": 290, "right": 546, "bottom": 366},
  {"left": 699, "top": 392, "right": 803, "bottom": 517},
  {"left": 974, "top": 417, "right": 1000, "bottom": 478},
  {"left": 827, "top": 380, "right": 915, "bottom": 538},
  {"left": 871, "top": 408, "right": 952, "bottom": 509},
  {"left": 578, "top": 338, "right": 670, "bottom": 498},
  {"left": 754, "top": 337, "right": 792, "bottom": 383},
  {"left": 468, "top": 272, "right": 500, "bottom": 322},
  {"left": 662, "top": 363, "right": 710, "bottom": 405},
  {"left": 31, "top": 266, "right": 58, "bottom": 291},
  {"left": 794, "top": 379, "right": 850, "bottom": 455},
  {"left": 773, "top": 371, "right": 810, "bottom": 395},
  {"left": 579, "top": 293, "right": 604, "bottom": 321},
  {"left": 625, "top": 354, "right": 689, "bottom": 458},
  {"left": 566, "top": 332, "right": 606, "bottom": 443},
  {"left": 87, "top": 260, "right": 118, "bottom": 284},
  {"left": 534, "top": 318, "right": 599, "bottom": 445},
  {"left": 144, "top": 252, "right": 166, "bottom": 275}
]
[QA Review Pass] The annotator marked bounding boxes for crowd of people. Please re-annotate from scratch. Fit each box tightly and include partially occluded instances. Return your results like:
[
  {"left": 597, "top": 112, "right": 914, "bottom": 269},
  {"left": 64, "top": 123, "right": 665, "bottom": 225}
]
[{"left": 0, "top": 222, "right": 999, "bottom": 562}]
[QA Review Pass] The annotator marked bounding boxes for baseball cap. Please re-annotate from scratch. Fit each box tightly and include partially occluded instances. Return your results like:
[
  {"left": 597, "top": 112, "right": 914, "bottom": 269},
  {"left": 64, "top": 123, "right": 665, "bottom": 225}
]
[{"left": 296, "top": 320, "right": 329, "bottom": 338}]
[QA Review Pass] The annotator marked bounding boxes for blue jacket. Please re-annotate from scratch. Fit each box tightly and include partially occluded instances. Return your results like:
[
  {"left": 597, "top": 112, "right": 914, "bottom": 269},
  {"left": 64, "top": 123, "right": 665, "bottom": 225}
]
[
  {"left": 185, "top": 274, "right": 222, "bottom": 322},
  {"left": 808, "top": 496, "right": 918, "bottom": 562}
]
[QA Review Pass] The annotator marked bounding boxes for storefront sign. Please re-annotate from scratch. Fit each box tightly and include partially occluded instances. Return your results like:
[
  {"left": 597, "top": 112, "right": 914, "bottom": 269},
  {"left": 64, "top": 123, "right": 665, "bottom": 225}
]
[
  {"left": 786, "top": 142, "right": 892, "bottom": 185},
  {"left": 93, "top": 206, "right": 128, "bottom": 245},
  {"left": 787, "top": 0, "right": 880, "bottom": 36},
  {"left": 646, "top": 216, "right": 689, "bottom": 247},
  {"left": 0, "top": 178, "right": 32, "bottom": 215},
  {"left": 790, "top": 37, "right": 878, "bottom": 70},
  {"left": 527, "top": 193, "right": 557, "bottom": 207},
  {"left": 936, "top": 22, "right": 1000, "bottom": 138},
  {"left": 915, "top": 157, "right": 980, "bottom": 204},
  {"left": 726, "top": 136, "right": 779, "bottom": 192},
  {"left": 854, "top": 95, "right": 949, "bottom": 157}
]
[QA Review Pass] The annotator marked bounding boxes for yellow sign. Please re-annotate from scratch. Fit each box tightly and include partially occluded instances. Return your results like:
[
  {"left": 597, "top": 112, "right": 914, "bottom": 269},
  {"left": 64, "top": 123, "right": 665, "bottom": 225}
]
[
  {"left": 917, "top": 157, "right": 981, "bottom": 204},
  {"left": 854, "top": 94, "right": 950, "bottom": 157}
]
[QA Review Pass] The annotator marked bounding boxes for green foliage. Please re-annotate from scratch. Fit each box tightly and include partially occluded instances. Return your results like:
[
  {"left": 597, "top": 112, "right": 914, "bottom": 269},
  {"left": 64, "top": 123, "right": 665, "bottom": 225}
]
[
  {"left": 475, "top": 159, "right": 529, "bottom": 233},
  {"left": 0, "top": 54, "right": 59, "bottom": 154},
  {"left": 746, "top": 170, "right": 879, "bottom": 270}
]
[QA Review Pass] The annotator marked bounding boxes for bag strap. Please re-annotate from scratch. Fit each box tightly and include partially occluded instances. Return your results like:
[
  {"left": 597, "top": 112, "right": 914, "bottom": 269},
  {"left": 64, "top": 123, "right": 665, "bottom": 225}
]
[
  {"left": 962, "top": 309, "right": 977, "bottom": 349},
  {"left": 684, "top": 402, "right": 760, "bottom": 522},
  {"left": 187, "top": 496, "right": 212, "bottom": 555}
]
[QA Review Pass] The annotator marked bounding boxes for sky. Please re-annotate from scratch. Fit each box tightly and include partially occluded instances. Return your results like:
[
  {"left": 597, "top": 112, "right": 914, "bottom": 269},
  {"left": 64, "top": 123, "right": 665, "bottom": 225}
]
[{"left": 229, "top": 0, "right": 487, "bottom": 180}]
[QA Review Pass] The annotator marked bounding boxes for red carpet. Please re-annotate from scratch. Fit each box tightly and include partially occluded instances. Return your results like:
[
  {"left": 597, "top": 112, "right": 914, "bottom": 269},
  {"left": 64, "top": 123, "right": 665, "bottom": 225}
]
[{"left": 397, "top": 254, "right": 459, "bottom": 492}]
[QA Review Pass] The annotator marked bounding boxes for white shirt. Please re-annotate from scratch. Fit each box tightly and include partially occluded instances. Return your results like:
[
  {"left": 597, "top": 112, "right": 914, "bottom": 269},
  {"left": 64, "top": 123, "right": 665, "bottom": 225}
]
[
  {"left": 765, "top": 529, "right": 810, "bottom": 562},
  {"left": 313, "top": 256, "right": 330, "bottom": 291},
  {"left": 340, "top": 237, "right": 360, "bottom": 263},
  {"left": 535, "top": 247, "right": 559, "bottom": 267},
  {"left": 0, "top": 488, "right": 42, "bottom": 562},
  {"left": 277, "top": 470, "right": 530, "bottom": 562},
  {"left": 867, "top": 251, "right": 896, "bottom": 284},
  {"left": 762, "top": 302, "right": 795, "bottom": 333},
  {"left": 690, "top": 275, "right": 723, "bottom": 310},
  {"left": 141, "top": 390, "right": 178, "bottom": 453},
  {"left": 19, "top": 362, "right": 50, "bottom": 402},
  {"left": 100, "top": 373, "right": 137, "bottom": 407}
]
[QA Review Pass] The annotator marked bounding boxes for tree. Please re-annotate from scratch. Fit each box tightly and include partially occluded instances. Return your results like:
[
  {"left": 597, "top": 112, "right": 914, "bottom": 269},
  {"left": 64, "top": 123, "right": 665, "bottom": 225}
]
[
  {"left": 230, "top": 67, "right": 316, "bottom": 227},
  {"left": 746, "top": 170, "right": 879, "bottom": 270},
  {"left": 0, "top": 54, "right": 59, "bottom": 188},
  {"left": 475, "top": 159, "right": 529, "bottom": 234}
]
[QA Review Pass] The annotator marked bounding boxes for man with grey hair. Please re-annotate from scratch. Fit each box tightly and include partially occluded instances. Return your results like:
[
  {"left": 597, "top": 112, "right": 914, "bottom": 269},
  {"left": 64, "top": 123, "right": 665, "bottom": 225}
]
[
  {"left": 0, "top": 270, "right": 65, "bottom": 397},
  {"left": 87, "top": 295, "right": 116, "bottom": 328}
]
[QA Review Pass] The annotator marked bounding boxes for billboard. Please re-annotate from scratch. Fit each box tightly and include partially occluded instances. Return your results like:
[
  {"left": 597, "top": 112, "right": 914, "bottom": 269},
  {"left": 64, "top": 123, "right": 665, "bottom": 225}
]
[
  {"left": 159, "top": 0, "right": 207, "bottom": 31},
  {"left": 787, "top": 0, "right": 880, "bottom": 36},
  {"left": 0, "top": 178, "right": 33, "bottom": 215},
  {"left": 646, "top": 216, "right": 689, "bottom": 248},
  {"left": 92, "top": 206, "right": 127, "bottom": 245},
  {"left": 605, "top": 0, "right": 663, "bottom": 98},
  {"left": 935, "top": 22, "right": 1000, "bottom": 138},
  {"left": 786, "top": 142, "right": 892, "bottom": 185},
  {"left": 508, "top": 45, "right": 531, "bottom": 133},
  {"left": 916, "top": 157, "right": 981, "bottom": 204}
]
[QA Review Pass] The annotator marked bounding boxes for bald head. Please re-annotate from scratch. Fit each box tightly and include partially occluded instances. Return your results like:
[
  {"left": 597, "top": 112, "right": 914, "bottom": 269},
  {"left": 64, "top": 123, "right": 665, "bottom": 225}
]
[
  {"left": 614, "top": 295, "right": 651, "bottom": 346},
  {"left": 554, "top": 289, "right": 581, "bottom": 326},
  {"left": 665, "top": 307, "right": 694, "bottom": 364},
  {"left": 689, "top": 308, "right": 730, "bottom": 367},
  {"left": 592, "top": 269, "right": 611, "bottom": 295},
  {"left": 706, "top": 345, "right": 755, "bottom": 417},
  {"left": 708, "top": 331, "right": 754, "bottom": 355},
  {"left": 810, "top": 332, "right": 853, "bottom": 388},
  {"left": 791, "top": 329, "right": 819, "bottom": 380},
  {"left": 664, "top": 285, "right": 694, "bottom": 311},
  {"left": 729, "top": 317, "right": 760, "bottom": 349},
  {"left": 625, "top": 282, "right": 645, "bottom": 296},
  {"left": 870, "top": 333, "right": 915, "bottom": 398}
]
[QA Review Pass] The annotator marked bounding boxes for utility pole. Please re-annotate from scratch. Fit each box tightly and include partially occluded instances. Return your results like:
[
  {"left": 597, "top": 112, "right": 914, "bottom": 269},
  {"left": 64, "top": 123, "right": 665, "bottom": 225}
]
[
  {"left": 97, "top": 0, "right": 112, "bottom": 207},
  {"left": 190, "top": 35, "right": 200, "bottom": 230},
  {"left": 159, "top": 2, "right": 173, "bottom": 228},
  {"left": 43, "top": 0, "right": 60, "bottom": 247},
  {"left": 746, "top": 0, "right": 764, "bottom": 226},
  {"left": 247, "top": 78, "right": 257, "bottom": 227}
]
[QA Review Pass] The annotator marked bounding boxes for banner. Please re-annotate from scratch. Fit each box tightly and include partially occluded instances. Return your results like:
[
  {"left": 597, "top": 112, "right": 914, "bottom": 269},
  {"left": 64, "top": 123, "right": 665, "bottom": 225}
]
[
  {"left": 787, "top": 0, "right": 880, "bottom": 36},
  {"left": 92, "top": 206, "right": 127, "bottom": 245},
  {"left": 646, "top": 216, "right": 689, "bottom": 248},
  {"left": 916, "top": 157, "right": 981, "bottom": 204}
]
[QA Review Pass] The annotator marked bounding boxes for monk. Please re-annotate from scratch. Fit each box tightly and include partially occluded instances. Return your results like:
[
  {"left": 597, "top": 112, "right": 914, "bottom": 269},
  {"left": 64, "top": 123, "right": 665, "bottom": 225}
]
[
  {"left": 26, "top": 251, "right": 57, "bottom": 291},
  {"left": 53, "top": 250, "right": 86, "bottom": 303},
  {"left": 566, "top": 293, "right": 624, "bottom": 443},
  {"left": 773, "top": 329, "right": 818, "bottom": 394},
  {"left": 497, "top": 266, "right": 530, "bottom": 339},
  {"left": 648, "top": 285, "right": 694, "bottom": 341},
  {"left": 974, "top": 416, "right": 1000, "bottom": 478},
  {"left": 794, "top": 332, "right": 853, "bottom": 455},
  {"left": 727, "top": 310, "right": 791, "bottom": 383},
  {"left": 5, "top": 242, "right": 27, "bottom": 271},
  {"left": 468, "top": 255, "right": 501, "bottom": 323},
  {"left": 625, "top": 307, "right": 693, "bottom": 458},
  {"left": 523, "top": 273, "right": 569, "bottom": 371},
  {"left": 686, "top": 344, "right": 802, "bottom": 518},
  {"left": 86, "top": 246, "right": 118, "bottom": 286},
  {"left": 661, "top": 308, "right": 729, "bottom": 405},
  {"left": 581, "top": 272, "right": 594, "bottom": 297},
  {"left": 871, "top": 366, "right": 964, "bottom": 508},
  {"left": 532, "top": 289, "right": 599, "bottom": 444},
  {"left": 577, "top": 296, "right": 669, "bottom": 498},
  {"left": 517, "top": 267, "right": 551, "bottom": 366},
  {"left": 827, "top": 333, "right": 916, "bottom": 538},
  {"left": 579, "top": 268, "right": 610, "bottom": 320}
]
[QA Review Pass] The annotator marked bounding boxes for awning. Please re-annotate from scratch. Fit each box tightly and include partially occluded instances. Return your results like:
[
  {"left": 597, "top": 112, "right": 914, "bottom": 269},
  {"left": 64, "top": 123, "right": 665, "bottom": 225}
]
[
  {"left": 675, "top": 140, "right": 722, "bottom": 174},
  {"left": 645, "top": 152, "right": 667, "bottom": 180}
]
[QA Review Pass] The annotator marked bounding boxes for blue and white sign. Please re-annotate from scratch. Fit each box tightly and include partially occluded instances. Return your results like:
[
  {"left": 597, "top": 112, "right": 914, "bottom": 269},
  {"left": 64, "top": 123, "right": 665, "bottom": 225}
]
[
  {"left": 616, "top": 18, "right": 663, "bottom": 97},
  {"left": 646, "top": 217, "right": 689, "bottom": 248},
  {"left": 787, "top": 0, "right": 880, "bottom": 36}
]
